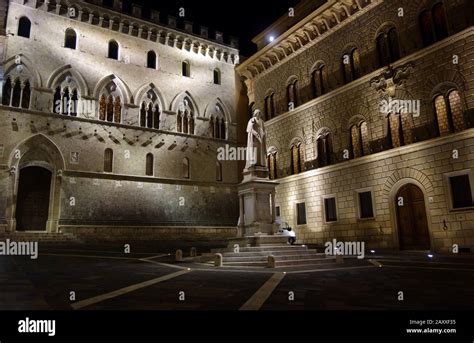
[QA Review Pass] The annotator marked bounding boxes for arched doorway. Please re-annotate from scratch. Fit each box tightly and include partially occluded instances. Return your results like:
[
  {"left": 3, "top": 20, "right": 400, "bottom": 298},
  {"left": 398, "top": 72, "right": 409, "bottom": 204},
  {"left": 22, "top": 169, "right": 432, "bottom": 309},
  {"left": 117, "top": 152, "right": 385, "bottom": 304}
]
[
  {"left": 15, "top": 167, "right": 52, "bottom": 231},
  {"left": 396, "top": 184, "right": 430, "bottom": 250}
]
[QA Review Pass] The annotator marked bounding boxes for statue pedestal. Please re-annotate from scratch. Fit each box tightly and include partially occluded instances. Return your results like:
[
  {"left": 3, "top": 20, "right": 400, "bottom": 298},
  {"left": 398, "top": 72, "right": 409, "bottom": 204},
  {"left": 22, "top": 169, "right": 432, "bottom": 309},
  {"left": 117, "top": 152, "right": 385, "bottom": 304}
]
[{"left": 237, "top": 167, "right": 279, "bottom": 237}]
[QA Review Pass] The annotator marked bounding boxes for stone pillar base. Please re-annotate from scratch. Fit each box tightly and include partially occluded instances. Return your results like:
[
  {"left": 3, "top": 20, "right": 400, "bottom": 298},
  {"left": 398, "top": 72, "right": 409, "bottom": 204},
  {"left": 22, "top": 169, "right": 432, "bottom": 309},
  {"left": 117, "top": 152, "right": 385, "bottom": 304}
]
[{"left": 237, "top": 176, "right": 279, "bottom": 237}]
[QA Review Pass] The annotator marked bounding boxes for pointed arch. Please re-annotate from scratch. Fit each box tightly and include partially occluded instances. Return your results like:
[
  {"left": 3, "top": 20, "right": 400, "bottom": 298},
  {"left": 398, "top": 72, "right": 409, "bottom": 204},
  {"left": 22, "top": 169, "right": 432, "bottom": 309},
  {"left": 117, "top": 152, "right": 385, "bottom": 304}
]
[
  {"left": 9, "top": 134, "right": 66, "bottom": 171},
  {"left": 203, "top": 97, "right": 232, "bottom": 124},
  {"left": 134, "top": 82, "right": 167, "bottom": 109},
  {"left": 136, "top": 83, "right": 164, "bottom": 129},
  {"left": 46, "top": 64, "right": 89, "bottom": 97},
  {"left": 3, "top": 54, "right": 42, "bottom": 88},
  {"left": 93, "top": 74, "right": 132, "bottom": 104},
  {"left": 170, "top": 91, "right": 200, "bottom": 116}
]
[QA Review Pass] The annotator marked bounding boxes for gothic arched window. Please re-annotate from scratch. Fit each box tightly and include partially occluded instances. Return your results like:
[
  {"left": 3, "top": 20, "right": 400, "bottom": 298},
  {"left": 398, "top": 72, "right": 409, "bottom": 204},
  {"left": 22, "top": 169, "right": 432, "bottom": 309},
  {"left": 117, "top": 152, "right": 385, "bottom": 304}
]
[
  {"left": 177, "top": 99, "right": 195, "bottom": 134},
  {"left": 316, "top": 131, "right": 332, "bottom": 167},
  {"left": 99, "top": 81, "right": 122, "bottom": 123}
]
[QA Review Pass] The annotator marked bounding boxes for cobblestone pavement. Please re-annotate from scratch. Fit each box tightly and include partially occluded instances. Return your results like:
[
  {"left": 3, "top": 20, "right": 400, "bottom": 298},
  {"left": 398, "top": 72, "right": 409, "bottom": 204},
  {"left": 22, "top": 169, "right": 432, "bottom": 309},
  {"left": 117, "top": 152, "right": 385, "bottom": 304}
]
[{"left": 1, "top": 244, "right": 473, "bottom": 311}]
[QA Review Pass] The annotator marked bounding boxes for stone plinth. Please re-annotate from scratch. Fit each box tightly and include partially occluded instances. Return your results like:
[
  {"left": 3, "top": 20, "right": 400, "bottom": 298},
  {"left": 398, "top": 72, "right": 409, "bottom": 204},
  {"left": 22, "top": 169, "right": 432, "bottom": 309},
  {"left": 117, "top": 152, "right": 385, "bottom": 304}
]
[{"left": 238, "top": 167, "right": 279, "bottom": 237}]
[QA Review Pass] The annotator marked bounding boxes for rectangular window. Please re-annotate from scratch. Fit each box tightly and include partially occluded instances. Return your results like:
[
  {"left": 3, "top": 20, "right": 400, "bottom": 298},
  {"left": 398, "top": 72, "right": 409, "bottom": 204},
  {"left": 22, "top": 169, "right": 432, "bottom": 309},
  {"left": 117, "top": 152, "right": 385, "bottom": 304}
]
[
  {"left": 359, "top": 191, "right": 374, "bottom": 219},
  {"left": 104, "top": 149, "right": 113, "bottom": 173},
  {"left": 450, "top": 175, "right": 473, "bottom": 209},
  {"left": 296, "top": 203, "right": 306, "bottom": 225},
  {"left": 275, "top": 206, "right": 281, "bottom": 217},
  {"left": 324, "top": 197, "right": 337, "bottom": 222}
]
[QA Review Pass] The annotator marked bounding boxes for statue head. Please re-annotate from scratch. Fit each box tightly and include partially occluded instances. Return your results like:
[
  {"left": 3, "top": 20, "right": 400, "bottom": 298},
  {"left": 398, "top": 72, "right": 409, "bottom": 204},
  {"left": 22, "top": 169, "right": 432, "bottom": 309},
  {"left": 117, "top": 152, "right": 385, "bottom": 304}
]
[{"left": 253, "top": 109, "right": 262, "bottom": 120}]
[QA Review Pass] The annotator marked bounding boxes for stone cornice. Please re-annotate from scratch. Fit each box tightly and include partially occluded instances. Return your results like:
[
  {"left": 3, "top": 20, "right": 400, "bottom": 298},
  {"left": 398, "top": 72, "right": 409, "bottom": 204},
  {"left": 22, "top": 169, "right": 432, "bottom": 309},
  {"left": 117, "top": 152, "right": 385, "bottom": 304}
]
[
  {"left": 277, "top": 128, "right": 474, "bottom": 185},
  {"left": 63, "top": 169, "right": 239, "bottom": 187},
  {"left": 0, "top": 105, "right": 239, "bottom": 146},
  {"left": 237, "top": 0, "right": 381, "bottom": 78}
]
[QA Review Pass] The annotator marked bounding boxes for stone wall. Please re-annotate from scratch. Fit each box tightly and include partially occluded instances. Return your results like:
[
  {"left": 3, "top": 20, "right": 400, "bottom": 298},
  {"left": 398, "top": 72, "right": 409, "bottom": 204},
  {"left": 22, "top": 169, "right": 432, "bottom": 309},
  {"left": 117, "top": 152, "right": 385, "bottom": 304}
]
[
  {"left": 0, "top": 1, "right": 245, "bottom": 233},
  {"left": 240, "top": 0, "right": 474, "bottom": 252},
  {"left": 274, "top": 130, "right": 474, "bottom": 252}
]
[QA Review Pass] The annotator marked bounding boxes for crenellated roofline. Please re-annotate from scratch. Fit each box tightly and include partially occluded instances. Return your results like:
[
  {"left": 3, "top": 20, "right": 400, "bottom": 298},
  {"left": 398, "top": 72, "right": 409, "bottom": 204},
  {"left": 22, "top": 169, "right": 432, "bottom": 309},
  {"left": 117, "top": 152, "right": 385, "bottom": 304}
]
[{"left": 11, "top": 0, "right": 240, "bottom": 65}]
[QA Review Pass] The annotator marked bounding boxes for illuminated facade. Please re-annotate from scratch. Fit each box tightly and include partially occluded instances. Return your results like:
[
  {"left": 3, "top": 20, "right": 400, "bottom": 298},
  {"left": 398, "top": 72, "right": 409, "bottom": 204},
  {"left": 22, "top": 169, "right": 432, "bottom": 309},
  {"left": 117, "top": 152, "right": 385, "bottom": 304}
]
[
  {"left": 238, "top": 0, "right": 474, "bottom": 252},
  {"left": 0, "top": 0, "right": 245, "bottom": 240}
]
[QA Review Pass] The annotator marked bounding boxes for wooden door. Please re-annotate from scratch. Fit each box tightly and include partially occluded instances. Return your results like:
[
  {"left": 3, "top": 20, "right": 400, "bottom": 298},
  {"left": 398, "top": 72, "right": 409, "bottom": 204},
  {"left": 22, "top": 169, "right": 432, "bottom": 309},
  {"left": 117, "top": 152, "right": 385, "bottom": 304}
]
[{"left": 396, "top": 184, "right": 431, "bottom": 250}]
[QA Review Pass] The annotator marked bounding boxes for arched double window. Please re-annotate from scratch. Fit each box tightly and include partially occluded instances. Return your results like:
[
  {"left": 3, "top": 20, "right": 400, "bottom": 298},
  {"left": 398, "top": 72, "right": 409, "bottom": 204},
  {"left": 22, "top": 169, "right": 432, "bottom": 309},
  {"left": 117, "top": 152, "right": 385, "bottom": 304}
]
[
  {"left": 434, "top": 90, "right": 464, "bottom": 136},
  {"left": 350, "top": 121, "right": 369, "bottom": 158},
  {"left": 18, "top": 17, "right": 31, "bottom": 38},
  {"left": 147, "top": 51, "right": 157, "bottom": 69},
  {"left": 286, "top": 78, "right": 298, "bottom": 109},
  {"left": 267, "top": 151, "right": 278, "bottom": 180},
  {"left": 376, "top": 27, "right": 400, "bottom": 67},
  {"left": 108, "top": 40, "right": 119, "bottom": 60},
  {"left": 311, "top": 64, "right": 327, "bottom": 98},
  {"left": 342, "top": 48, "right": 361, "bottom": 84},
  {"left": 419, "top": 3, "right": 449, "bottom": 47},
  {"left": 387, "top": 112, "right": 412, "bottom": 148},
  {"left": 65, "top": 28, "right": 77, "bottom": 50},
  {"left": 2, "top": 77, "right": 31, "bottom": 109},
  {"left": 290, "top": 143, "right": 303, "bottom": 175},
  {"left": 264, "top": 91, "right": 276, "bottom": 120},
  {"left": 316, "top": 130, "right": 332, "bottom": 168}
]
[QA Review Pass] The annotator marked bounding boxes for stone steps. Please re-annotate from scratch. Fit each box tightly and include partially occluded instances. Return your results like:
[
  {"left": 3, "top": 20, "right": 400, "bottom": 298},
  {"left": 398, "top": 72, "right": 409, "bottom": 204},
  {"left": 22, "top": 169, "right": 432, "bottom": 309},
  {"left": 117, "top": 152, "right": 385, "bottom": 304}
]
[
  {"left": 274, "top": 256, "right": 337, "bottom": 267},
  {"left": 208, "top": 241, "right": 343, "bottom": 268},
  {"left": 214, "top": 245, "right": 309, "bottom": 254},
  {"left": 223, "top": 253, "right": 325, "bottom": 263}
]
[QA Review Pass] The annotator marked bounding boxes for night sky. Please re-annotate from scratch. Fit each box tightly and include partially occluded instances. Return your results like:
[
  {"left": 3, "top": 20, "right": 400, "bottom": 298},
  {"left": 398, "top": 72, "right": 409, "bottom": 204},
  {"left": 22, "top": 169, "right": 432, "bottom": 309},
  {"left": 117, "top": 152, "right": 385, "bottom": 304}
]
[{"left": 122, "top": 0, "right": 301, "bottom": 56}]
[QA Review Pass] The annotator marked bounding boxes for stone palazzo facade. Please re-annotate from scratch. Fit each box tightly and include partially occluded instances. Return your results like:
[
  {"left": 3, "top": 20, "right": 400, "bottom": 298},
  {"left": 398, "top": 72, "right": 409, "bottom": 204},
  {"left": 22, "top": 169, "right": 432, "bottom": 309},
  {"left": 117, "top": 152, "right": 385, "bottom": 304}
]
[
  {"left": 238, "top": 0, "right": 474, "bottom": 252},
  {"left": 0, "top": 0, "right": 247, "bottom": 240}
]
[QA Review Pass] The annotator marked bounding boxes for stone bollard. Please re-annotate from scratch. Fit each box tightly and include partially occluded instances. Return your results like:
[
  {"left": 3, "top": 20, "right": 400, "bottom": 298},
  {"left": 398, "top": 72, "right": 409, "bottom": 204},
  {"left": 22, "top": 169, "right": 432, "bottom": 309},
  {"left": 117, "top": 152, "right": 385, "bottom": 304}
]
[
  {"left": 175, "top": 249, "right": 183, "bottom": 262},
  {"left": 336, "top": 254, "right": 344, "bottom": 264},
  {"left": 214, "top": 253, "right": 223, "bottom": 267},
  {"left": 190, "top": 247, "right": 197, "bottom": 258},
  {"left": 267, "top": 255, "right": 276, "bottom": 268}
]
